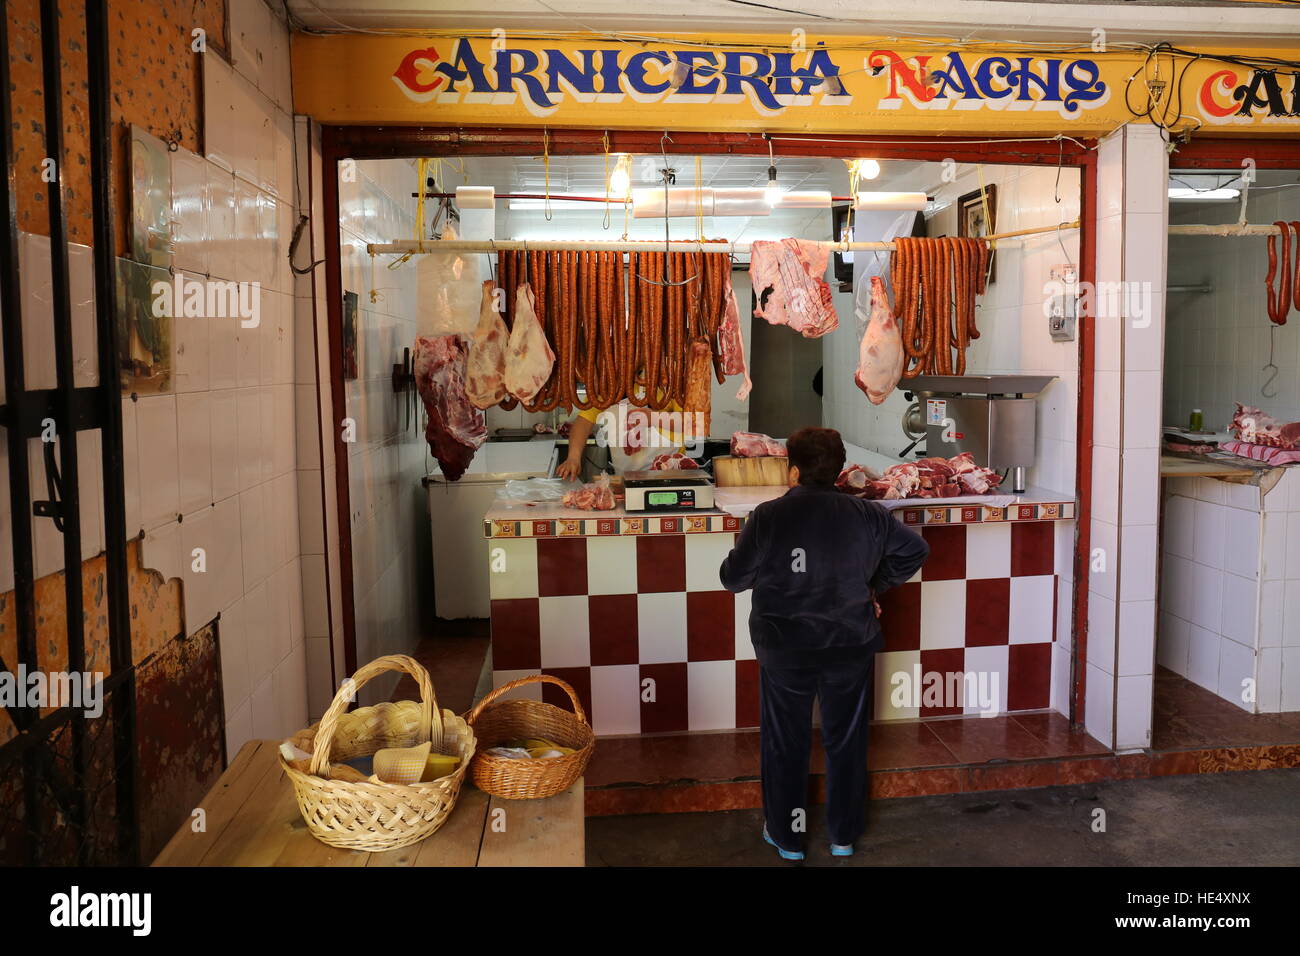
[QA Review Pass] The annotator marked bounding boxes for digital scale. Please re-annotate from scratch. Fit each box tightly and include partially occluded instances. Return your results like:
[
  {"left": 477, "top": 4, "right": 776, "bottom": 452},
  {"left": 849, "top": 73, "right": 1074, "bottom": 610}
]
[{"left": 622, "top": 470, "right": 716, "bottom": 512}]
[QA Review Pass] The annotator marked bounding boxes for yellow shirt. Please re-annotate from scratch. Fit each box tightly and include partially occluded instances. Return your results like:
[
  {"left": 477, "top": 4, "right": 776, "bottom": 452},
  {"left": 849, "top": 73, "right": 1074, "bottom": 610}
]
[{"left": 578, "top": 387, "right": 689, "bottom": 468}]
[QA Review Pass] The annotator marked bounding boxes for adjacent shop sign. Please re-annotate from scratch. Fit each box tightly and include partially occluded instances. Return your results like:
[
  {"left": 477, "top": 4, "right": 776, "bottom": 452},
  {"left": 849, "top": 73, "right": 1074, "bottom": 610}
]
[{"left": 291, "top": 33, "right": 1300, "bottom": 136}]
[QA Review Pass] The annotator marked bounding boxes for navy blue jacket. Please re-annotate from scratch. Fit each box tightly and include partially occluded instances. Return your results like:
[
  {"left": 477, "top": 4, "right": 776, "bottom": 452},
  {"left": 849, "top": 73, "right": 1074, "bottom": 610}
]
[{"left": 719, "top": 484, "right": 930, "bottom": 658}]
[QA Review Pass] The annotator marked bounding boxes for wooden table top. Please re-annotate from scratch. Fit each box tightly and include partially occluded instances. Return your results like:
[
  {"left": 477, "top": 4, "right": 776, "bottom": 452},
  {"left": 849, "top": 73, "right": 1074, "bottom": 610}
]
[{"left": 152, "top": 740, "right": 584, "bottom": 867}]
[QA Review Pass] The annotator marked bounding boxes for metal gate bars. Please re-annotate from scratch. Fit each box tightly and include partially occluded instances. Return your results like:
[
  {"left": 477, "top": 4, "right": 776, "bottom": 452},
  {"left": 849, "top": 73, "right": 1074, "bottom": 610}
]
[{"left": 0, "top": 0, "right": 136, "bottom": 865}]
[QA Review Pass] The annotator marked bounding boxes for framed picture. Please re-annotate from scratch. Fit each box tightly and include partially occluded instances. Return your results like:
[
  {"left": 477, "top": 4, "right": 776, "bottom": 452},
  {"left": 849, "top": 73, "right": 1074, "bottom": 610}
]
[
  {"left": 957, "top": 184, "right": 996, "bottom": 284},
  {"left": 342, "top": 291, "right": 359, "bottom": 380},
  {"left": 830, "top": 204, "right": 854, "bottom": 289}
]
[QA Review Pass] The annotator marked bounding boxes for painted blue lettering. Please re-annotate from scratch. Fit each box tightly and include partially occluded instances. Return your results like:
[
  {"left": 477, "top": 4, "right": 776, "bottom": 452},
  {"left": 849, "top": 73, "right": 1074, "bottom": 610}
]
[
  {"left": 626, "top": 51, "right": 672, "bottom": 94},
  {"left": 675, "top": 51, "right": 720, "bottom": 94},
  {"left": 974, "top": 56, "right": 1014, "bottom": 99},
  {"left": 435, "top": 38, "right": 489, "bottom": 92},
  {"left": 805, "top": 47, "right": 847, "bottom": 96},
  {"left": 493, "top": 49, "right": 553, "bottom": 106},
  {"left": 1009, "top": 57, "right": 1060, "bottom": 101},
  {"left": 544, "top": 49, "right": 599, "bottom": 94},
  {"left": 722, "top": 52, "right": 778, "bottom": 108},
  {"left": 931, "top": 53, "right": 977, "bottom": 99},
  {"left": 1062, "top": 60, "right": 1106, "bottom": 112},
  {"left": 597, "top": 49, "right": 622, "bottom": 95}
]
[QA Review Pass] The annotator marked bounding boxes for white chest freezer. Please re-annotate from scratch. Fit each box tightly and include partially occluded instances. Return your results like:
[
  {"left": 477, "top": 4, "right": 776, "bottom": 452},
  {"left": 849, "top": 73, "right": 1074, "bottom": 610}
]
[{"left": 425, "top": 439, "right": 557, "bottom": 619}]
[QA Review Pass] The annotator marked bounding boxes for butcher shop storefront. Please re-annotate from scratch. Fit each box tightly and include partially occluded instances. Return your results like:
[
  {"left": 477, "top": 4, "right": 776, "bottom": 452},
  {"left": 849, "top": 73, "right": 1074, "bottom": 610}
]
[{"left": 291, "top": 31, "right": 1300, "bottom": 810}]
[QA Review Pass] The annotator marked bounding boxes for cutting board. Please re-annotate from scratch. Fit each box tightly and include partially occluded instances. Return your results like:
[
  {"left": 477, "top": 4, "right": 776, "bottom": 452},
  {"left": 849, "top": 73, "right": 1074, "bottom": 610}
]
[{"left": 713, "top": 455, "right": 789, "bottom": 487}]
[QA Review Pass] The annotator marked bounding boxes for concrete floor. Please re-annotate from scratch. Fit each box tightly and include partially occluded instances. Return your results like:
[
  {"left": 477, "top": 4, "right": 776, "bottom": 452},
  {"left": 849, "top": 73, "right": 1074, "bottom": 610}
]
[{"left": 586, "top": 769, "right": 1300, "bottom": 866}]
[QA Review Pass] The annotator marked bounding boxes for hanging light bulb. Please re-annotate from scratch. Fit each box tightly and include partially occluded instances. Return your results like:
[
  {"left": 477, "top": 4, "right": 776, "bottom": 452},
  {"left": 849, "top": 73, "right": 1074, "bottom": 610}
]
[
  {"left": 608, "top": 153, "right": 632, "bottom": 199},
  {"left": 856, "top": 159, "right": 880, "bottom": 180},
  {"left": 765, "top": 165, "right": 780, "bottom": 206}
]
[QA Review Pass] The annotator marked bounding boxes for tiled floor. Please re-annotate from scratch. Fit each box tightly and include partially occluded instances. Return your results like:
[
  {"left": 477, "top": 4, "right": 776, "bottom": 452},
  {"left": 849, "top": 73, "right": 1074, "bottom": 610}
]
[
  {"left": 393, "top": 627, "right": 1300, "bottom": 815},
  {"left": 585, "top": 712, "right": 1106, "bottom": 788},
  {"left": 390, "top": 619, "right": 491, "bottom": 715},
  {"left": 1152, "top": 665, "right": 1300, "bottom": 750}
]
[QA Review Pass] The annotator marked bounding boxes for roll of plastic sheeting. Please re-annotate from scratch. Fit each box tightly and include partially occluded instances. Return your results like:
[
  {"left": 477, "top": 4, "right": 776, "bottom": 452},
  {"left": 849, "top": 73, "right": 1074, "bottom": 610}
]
[
  {"left": 776, "top": 190, "right": 832, "bottom": 209},
  {"left": 710, "top": 188, "right": 771, "bottom": 217},
  {"left": 854, "top": 191, "right": 928, "bottom": 211},
  {"left": 456, "top": 185, "right": 496, "bottom": 209},
  {"left": 631, "top": 187, "right": 713, "bottom": 218}
]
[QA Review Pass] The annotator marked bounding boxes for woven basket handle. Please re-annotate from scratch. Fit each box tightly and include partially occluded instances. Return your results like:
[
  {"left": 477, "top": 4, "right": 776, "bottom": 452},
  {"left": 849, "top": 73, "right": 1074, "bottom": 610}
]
[
  {"left": 465, "top": 674, "right": 589, "bottom": 728},
  {"left": 309, "top": 655, "right": 439, "bottom": 777}
]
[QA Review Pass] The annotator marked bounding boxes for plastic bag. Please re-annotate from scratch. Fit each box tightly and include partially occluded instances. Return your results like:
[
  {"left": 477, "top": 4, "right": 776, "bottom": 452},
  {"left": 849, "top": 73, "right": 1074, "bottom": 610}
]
[
  {"left": 497, "top": 477, "right": 581, "bottom": 504},
  {"left": 417, "top": 222, "right": 481, "bottom": 337}
]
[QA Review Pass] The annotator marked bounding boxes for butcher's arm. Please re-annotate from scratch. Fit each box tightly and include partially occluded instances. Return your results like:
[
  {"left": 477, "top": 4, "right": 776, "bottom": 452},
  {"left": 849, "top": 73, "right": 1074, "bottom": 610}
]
[
  {"left": 869, "top": 515, "right": 929, "bottom": 597},
  {"left": 556, "top": 414, "right": 597, "bottom": 481},
  {"left": 719, "top": 509, "right": 765, "bottom": 593}
]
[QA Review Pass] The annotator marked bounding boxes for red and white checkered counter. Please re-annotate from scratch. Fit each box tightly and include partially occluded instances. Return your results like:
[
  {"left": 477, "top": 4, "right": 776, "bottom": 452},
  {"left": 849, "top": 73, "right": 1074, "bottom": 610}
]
[{"left": 484, "top": 491, "right": 1076, "bottom": 736}]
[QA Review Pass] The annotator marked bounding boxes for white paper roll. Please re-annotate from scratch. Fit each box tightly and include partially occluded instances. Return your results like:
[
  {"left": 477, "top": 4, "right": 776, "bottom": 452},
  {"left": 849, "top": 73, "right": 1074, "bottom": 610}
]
[
  {"left": 854, "top": 191, "right": 928, "bottom": 211},
  {"left": 456, "top": 185, "right": 496, "bottom": 209},
  {"left": 777, "top": 190, "right": 832, "bottom": 209}
]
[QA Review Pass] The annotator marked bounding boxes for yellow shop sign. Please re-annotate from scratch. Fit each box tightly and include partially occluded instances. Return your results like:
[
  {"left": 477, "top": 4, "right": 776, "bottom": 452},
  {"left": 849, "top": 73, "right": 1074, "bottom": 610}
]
[{"left": 291, "top": 33, "right": 1300, "bottom": 137}]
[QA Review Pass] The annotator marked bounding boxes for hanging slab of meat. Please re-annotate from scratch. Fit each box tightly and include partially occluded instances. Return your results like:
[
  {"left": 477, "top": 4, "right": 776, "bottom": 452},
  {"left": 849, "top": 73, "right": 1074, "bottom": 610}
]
[
  {"left": 730, "top": 431, "right": 787, "bottom": 457},
  {"left": 717, "top": 280, "right": 753, "bottom": 401},
  {"left": 854, "top": 275, "right": 905, "bottom": 405},
  {"left": 1230, "top": 402, "right": 1300, "bottom": 449},
  {"left": 414, "top": 334, "right": 486, "bottom": 481},
  {"left": 682, "top": 337, "right": 713, "bottom": 440},
  {"left": 503, "top": 283, "right": 555, "bottom": 403},
  {"left": 466, "top": 280, "right": 509, "bottom": 409},
  {"left": 749, "top": 238, "right": 838, "bottom": 338}
]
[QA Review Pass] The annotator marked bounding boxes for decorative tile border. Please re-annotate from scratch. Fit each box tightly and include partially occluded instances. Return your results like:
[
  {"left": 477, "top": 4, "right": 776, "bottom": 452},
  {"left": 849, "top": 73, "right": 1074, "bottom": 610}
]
[{"left": 485, "top": 501, "right": 1073, "bottom": 538}]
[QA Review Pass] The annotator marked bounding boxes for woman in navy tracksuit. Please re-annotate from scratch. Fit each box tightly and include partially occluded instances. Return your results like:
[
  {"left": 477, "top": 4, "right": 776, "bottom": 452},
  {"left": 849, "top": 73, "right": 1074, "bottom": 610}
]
[{"left": 720, "top": 427, "right": 929, "bottom": 860}]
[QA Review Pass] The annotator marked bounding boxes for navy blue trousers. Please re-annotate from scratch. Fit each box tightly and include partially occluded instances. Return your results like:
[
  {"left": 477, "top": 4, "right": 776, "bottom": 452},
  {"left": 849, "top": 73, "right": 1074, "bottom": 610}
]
[{"left": 757, "top": 647, "right": 875, "bottom": 852}]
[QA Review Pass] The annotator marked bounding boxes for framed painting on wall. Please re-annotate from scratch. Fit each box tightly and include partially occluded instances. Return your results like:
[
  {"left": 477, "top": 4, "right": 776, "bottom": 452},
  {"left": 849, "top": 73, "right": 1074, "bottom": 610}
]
[
  {"left": 957, "top": 184, "right": 996, "bottom": 284},
  {"left": 342, "top": 291, "right": 359, "bottom": 380}
]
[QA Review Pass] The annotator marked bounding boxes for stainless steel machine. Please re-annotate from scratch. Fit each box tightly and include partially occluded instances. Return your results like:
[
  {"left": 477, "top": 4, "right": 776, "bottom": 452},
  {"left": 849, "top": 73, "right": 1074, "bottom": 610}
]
[{"left": 902, "top": 375, "right": 1057, "bottom": 493}]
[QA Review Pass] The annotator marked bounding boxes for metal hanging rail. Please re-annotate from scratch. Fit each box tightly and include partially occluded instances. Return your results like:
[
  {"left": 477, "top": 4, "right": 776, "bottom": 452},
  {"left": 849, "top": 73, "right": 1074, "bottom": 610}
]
[{"left": 366, "top": 218, "right": 1081, "bottom": 256}]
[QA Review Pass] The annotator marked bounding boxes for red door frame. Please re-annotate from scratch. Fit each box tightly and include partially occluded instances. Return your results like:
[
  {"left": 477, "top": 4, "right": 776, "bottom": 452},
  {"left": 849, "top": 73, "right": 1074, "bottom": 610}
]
[{"left": 319, "top": 126, "right": 1099, "bottom": 724}]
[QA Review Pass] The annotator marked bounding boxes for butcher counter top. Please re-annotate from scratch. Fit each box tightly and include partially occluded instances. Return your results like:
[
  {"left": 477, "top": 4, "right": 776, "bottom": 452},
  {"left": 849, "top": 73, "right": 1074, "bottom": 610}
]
[{"left": 482, "top": 485, "right": 1075, "bottom": 538}]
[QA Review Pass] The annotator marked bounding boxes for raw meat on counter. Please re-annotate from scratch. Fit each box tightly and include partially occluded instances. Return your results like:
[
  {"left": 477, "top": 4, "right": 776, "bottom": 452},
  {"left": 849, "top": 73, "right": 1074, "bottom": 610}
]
[
  {"left": 749, "top": 239, "right": 838, "bottom": 338},
  {"left": 836, "top": 452, "right": 1002, "bottom": 501},
  {"left": 853, "top": 276, "right": 905, "bottom": 405},
  {"left": 717, "top": 280, "right": 753, "bottom": 401},
  {"left": 562, "top": 474, "right": 616, "bottom": 511},
  {"left": 651, "top": 452, "right": 699, "bottom": 470},
  {"left": 731, "top": 431, "right": 787, "bottom": 457},
  {"left": 503, "top": 284, "right": 556, "bottom": 403},
  {"left": 465, "top": 280, "right": 509, "bottom": 409},
  {"left": 414, "top": 334, "right": 486, "bottom": 481},
  {"left": 1229, "top": 402, "right": 1300, "bottom": 450}
]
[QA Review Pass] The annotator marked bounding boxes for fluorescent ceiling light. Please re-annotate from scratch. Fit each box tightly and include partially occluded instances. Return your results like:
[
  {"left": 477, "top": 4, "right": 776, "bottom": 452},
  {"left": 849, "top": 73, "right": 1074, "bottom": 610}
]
[{"left": 1168, "top": 187, "right": 1240, "bottom": 200}]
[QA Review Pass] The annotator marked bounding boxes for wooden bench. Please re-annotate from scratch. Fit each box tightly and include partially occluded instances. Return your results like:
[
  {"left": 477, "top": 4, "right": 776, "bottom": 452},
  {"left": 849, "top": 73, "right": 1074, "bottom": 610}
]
[{"left": 152, "top": 740, "right": 584, "bottom": 867}]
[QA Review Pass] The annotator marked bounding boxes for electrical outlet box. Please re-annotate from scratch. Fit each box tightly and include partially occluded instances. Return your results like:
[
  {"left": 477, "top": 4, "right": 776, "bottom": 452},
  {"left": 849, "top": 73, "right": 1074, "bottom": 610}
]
[{"left": 1048, "top": 294, "right": 1077, "bottom": 341}]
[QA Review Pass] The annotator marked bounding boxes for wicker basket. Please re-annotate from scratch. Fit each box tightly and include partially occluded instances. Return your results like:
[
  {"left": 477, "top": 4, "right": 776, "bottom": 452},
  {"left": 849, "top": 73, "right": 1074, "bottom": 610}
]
[
  {"left": 465, "top": 675, "right": 595, "bottom": 800},
  {"left": 280, "top": 654, "right": 476, "bottom": 852}
]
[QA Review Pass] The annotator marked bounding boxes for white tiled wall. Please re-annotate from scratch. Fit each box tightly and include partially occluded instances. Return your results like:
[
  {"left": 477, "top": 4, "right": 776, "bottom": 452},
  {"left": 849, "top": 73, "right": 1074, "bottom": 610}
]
[
  {"left": 823, "top": 163, "right": 1081, "bottom": 497},
  {"left": 130, "top": 1, "right": 315, "bottom": 758},
  {"left": 338, "top": 159, "right": 427, "bottom": 706},
  {"left": 1164, "top": 188, "right": 1300, "bottom": 432}
]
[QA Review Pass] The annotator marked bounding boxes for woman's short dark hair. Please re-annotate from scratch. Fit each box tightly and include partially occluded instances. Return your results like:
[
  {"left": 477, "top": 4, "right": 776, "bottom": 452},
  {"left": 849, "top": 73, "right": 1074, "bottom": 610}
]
[{"left": 786, "top": 427, "right": 846, "bottom": 486}]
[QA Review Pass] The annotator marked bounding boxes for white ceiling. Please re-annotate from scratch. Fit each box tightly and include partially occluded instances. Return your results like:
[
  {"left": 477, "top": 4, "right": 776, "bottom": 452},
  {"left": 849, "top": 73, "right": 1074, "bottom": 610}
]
[{"left": 285, "top": 0, "right": 1299, "bottom": 47}]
